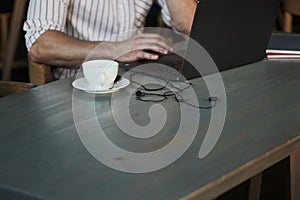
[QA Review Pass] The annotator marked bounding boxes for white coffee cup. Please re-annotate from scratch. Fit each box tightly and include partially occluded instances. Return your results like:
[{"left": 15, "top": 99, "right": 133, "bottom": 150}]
[{"left": 82, "top": 60, "right": 119, "bottom": 90}]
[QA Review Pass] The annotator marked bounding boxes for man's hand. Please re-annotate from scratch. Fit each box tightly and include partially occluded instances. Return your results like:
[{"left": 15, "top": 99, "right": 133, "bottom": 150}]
[{"left": 113, "top": 33, "right": 173, "bottom": 62}]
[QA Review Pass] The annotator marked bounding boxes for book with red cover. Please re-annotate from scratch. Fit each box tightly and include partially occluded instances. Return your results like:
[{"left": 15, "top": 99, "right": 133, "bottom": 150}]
[{"left": 266, "top": 32, "right": 300, "bottom": 58}]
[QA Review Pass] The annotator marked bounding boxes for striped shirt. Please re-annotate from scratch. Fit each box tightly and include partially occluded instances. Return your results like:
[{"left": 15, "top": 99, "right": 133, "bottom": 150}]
[
  {"left": 24, "top": 0, "right": 172, "bottom": 51},
  {"left": 24, "top": 0, "right": 172, "bottom": 79}
]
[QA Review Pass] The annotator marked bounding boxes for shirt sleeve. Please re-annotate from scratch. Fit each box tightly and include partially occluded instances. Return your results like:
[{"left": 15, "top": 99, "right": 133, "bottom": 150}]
[
  {"left": 156, "top": 0, "right": 172, "bottom": 28},
  {"left": 23, "top": 0, "right": 69, "bottom": 51}
]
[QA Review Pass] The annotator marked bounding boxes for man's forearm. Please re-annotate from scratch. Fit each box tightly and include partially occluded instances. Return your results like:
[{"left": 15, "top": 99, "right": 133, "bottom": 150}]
[
  {"left": 29, "top": 30, "right": 173, "bottom": 67},
  {"left": 29, "top": 30, "right": 114, "bottom": 68},
  {"left": 164, "top": 0, "right": 197, "bottom": 34}
]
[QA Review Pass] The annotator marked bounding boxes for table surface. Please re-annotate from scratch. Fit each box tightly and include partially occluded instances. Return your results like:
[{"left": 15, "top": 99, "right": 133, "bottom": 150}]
[{"left": 0, "top": 59, "right": 300, "bottom": 200}]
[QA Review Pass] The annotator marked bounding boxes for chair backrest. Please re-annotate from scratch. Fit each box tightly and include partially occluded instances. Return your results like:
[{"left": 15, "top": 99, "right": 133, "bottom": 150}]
[
  {"left": 0, "top": 0, "right": 14, "bottom": 66},
  {"left": 0, "top": 55, "right": 51, "bottom": 97},
  {"left": 281, "top": 0, "right": 300, "bottom": 32},
  {"left": 0, "top": 12, "right": 11, "bottom": 66},
  {"left": 283, "top": 0, "right": 300, "bottom": 16},
  {"left": 28, "top": 55, "right": 52, "bottom": 86},
  {"left": 1, "top": 0, "right": 28, "bottom": 80}
]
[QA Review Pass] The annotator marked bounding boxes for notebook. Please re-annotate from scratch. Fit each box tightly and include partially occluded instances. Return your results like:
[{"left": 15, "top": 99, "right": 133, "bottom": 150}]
[
  {"left": 120, "top": 0, "right": 281, "bottom": 80},
  {"left": 266, "top": 32, "right": 300, "bottom": 59}
]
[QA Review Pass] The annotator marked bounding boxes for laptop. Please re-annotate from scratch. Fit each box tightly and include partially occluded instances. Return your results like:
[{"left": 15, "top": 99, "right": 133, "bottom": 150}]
[{"left": 120, "top": 0, "right": 281, "bottom": 80}]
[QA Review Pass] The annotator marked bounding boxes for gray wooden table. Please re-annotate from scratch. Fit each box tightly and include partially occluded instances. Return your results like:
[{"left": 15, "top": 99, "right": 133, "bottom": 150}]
[{"left": 0, "top": 59, "right": 300, "bottom": 200}]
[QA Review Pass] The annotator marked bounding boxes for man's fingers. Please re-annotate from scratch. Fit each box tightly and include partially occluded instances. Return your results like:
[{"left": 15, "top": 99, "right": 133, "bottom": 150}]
[
  {"left": 135, "top": 50, "right": 159, "bottom": 60},
  {"left": 136, "top": 33, "right": 173, "bottom": 51},
  {"left": 140, "top": 33, "right": 171, "bottom": 44},
  {"left": 115, "top": 33, "right": 173, "bottom": 61},
  {"left": 119, "top": 42, "right": 169, "bottom": 57},
  {"left": 133, "top": 43, "right": 170, "bottom": 54},
  {"left": 118, "top": 50, "right": 159, "bottom": 62}
]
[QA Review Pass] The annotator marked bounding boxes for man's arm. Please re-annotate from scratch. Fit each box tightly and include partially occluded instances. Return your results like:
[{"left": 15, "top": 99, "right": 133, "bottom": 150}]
[
  {"left": 26, "top": 0, "right": 172, "bottom": 68},
  {"left": 30, "top": 30, "right": 172, "bottom": 67},
  {"left": 30, "top": 31, "right": 103, "bottom": 67},
  {"left": 159, "top": 0, "right": 197, "bottom": 34}
]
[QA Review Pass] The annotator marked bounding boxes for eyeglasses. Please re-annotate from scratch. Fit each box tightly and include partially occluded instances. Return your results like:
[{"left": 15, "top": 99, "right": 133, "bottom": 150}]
[{"left": 129, "top": 72, "right": 218, "bottom": 109}]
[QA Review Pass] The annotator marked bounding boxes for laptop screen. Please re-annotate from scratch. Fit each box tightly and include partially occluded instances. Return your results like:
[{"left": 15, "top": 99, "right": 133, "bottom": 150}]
[{"left": 181, "top": 0, "right": 281, "bottom": 79}]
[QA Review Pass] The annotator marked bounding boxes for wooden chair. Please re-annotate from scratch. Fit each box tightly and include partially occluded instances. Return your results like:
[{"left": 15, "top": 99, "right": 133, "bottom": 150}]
[
  {"left": 27, "top": 55, "right": 52, "bottom": 86},
  {"left": 0, "top": 80, "right": 35, "bottom": 97},
  {"left": 282, "top": 0, "right": 300, "bottom": 32},
  {"left": 0, "top": 0, "right": 13, "bottom": 68},
  {"left": 0, "top": 54, "right": 53, "bottom": 97},
  {"left": 0, "top": 54, "right": 52, "bottom": 97},
  {"left": 0, "top": 13, "right": 10, "bottom": 62},
  {"left": 1, "top": 0, "right": 28, "bottom": 80}
]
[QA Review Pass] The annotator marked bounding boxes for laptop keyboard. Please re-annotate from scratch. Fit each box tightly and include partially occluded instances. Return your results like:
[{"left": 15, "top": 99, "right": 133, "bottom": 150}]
[{"left": 120, "top": 54, "right": 185, "bottom": 81}]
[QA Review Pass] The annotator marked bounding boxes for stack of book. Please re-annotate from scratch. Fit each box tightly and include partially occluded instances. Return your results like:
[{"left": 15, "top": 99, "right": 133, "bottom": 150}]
[{"left": 266, "top": 32, "right": 300, "bottom": 59}]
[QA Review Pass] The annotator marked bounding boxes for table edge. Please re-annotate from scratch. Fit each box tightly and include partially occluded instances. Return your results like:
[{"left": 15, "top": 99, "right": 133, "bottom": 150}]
[{"left": 181, "top": 132, "right": 300, "bottom": 200}]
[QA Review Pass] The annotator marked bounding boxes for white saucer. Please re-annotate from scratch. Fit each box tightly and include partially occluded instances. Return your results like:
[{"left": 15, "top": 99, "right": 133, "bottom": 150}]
[{"left": 72, "top": 77, "right": 130, "bottom": 94}]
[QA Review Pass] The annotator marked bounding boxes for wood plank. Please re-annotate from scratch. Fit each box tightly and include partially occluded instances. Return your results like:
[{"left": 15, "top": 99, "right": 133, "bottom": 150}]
[
  {"left": 0, "top": 13, "right": 10, "bottom": 61},
  {"left": 290, "top": 151, "right": 300, "bottom": 200},
  {"left": 2, "top": 0, "right": 27, "bottom": 80},
  {"left": 0, "top": 81, "right": 35, "bottom": 97},
  {"left": 248, "top": 172, "right": 263, "bottom": 200},
  {"left": 28, "top": 55, "right": 52, "bottom": 86}
]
